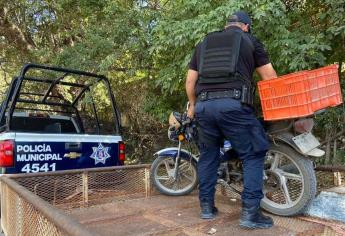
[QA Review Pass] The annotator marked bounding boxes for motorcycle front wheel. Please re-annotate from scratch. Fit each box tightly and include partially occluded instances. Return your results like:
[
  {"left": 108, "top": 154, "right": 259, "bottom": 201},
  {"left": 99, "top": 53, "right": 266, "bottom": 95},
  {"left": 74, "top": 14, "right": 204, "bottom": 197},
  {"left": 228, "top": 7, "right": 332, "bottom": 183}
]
[
  {"left": 261, "top": 144, "right": 317, "bottom": 216},
  {"left": 150, "top": 156, "right": 198, "bottom": 196}
]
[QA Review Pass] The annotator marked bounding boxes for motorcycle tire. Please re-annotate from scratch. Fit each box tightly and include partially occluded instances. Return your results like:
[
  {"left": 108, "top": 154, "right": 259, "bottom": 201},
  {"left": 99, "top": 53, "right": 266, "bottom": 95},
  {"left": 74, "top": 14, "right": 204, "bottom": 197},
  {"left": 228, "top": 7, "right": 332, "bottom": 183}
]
[
  {"left": 261, "top": 144, "right": 317, "bottom": 216},
  {"left": 150, "top": 155, "right": 198, "bottom": 196}
]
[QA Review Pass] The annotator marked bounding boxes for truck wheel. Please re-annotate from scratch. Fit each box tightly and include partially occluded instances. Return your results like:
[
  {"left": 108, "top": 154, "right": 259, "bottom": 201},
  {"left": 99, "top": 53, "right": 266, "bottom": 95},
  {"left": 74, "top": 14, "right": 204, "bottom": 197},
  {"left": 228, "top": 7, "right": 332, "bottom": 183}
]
[
  {"left": 151, "top": 156, "right": 198, "bottom": 196},
  {"left": 261, "top": 144, "right": 317, "bottom": 216}
]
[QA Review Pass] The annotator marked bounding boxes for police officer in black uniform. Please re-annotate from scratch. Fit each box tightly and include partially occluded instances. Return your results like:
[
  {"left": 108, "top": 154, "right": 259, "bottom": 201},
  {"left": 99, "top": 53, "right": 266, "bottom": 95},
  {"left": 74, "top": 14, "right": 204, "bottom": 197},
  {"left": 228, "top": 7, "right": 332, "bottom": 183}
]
[{"left": 186, "top": 11, "right": 278, "bottom": 229}]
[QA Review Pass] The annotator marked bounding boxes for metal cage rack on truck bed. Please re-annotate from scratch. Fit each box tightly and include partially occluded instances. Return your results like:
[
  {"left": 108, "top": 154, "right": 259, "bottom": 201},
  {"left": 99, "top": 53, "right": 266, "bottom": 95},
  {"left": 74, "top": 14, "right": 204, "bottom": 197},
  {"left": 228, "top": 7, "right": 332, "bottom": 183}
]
[
  {"left": 0, "top": 63, "right": 121, "bottom": 134},
  {"left": 1, "top": 165, "right": 345, "bottom": 236}
]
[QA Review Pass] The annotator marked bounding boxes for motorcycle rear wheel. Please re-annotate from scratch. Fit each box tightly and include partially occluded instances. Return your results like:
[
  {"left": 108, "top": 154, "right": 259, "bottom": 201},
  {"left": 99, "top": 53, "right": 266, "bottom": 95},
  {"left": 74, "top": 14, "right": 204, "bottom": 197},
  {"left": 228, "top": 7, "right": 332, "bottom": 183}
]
[
  {"left": 151, "top": 155, "right": 198, "bottom": 196},
  {"left": 261, "top": 144, "right": 317, "bottom": 216}
]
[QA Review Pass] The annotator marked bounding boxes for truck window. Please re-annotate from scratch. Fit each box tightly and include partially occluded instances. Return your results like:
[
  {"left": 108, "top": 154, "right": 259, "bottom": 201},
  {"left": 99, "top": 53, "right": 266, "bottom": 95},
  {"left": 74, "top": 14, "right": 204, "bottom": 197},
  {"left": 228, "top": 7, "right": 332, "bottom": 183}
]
[{"left": 11, "top": 116, "right": 78, "bottom": 133}]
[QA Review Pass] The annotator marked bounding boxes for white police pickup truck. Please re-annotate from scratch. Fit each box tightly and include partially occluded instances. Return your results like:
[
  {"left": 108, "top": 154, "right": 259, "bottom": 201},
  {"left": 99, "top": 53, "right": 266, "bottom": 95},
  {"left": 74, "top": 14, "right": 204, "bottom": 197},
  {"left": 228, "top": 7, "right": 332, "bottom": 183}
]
[{"left": 0, "top": 64, "right": 124, "bottom": 174}]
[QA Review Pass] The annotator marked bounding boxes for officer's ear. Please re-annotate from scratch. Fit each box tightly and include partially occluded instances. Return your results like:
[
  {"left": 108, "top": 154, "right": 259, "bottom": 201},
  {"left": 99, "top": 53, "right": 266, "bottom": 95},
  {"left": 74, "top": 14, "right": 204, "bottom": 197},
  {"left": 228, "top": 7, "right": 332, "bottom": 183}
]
[{"left": 243, "top": 24, "right": 250, "bottom": 32}]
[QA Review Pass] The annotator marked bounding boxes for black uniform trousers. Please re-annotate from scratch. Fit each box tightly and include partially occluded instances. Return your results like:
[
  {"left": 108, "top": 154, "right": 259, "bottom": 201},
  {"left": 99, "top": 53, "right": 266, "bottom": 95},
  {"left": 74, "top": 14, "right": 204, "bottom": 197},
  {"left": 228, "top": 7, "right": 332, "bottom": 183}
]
[{"left": 195, "top": 97, "right": 269, "bottom": 208}]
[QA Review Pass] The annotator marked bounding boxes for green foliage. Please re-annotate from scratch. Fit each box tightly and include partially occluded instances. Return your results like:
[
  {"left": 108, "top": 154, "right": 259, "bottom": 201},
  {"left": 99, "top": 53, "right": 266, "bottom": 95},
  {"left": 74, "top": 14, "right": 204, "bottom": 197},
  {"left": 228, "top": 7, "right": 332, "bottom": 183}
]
[
  {"left": 144, "top": 91, "right": 185, "bottom": 121},
  {"left": 151, "top": 0, "right": 344, "bottom": 82},
  {"left": 0, "top": 0, "right": 345, "bottom": 162}
]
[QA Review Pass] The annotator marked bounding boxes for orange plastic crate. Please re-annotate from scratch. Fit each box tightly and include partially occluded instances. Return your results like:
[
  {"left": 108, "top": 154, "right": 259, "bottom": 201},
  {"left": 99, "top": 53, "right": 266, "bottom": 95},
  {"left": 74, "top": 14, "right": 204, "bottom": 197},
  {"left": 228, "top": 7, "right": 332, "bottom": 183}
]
[{"left": 258, "top": 65, "right": 343, "bottom": 121}]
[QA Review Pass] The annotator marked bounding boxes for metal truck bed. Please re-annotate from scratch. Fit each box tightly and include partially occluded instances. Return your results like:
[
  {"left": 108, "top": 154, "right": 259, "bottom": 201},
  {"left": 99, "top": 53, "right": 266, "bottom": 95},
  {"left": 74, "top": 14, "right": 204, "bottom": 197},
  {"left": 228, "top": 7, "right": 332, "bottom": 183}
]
[
  {"left": 1, "top": 165, "right": 344, "bottom": 236},
  {"left": 68, "top": 194, "right": 337, "bottom": 236}
]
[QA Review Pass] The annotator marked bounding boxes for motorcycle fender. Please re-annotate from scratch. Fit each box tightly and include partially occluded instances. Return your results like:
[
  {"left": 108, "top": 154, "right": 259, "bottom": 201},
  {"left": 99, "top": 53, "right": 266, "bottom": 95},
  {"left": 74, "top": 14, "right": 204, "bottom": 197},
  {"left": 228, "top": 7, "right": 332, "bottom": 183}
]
[
  {"left": 270, "top": 134, "right": 307, "bottom": 156},
  {"left": 271, "top": 133, "right": 325, "bottom": 157},
  {"left": 154, "top": 148, "right": 198, "bottom": 163}
]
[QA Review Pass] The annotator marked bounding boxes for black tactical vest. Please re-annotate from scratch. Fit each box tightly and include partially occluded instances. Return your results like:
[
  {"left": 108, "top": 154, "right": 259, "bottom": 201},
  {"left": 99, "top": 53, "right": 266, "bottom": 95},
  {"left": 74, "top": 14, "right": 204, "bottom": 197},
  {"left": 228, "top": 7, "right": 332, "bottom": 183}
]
[{"left": 198, "top": 29, "right": 247, "bottom": 84}]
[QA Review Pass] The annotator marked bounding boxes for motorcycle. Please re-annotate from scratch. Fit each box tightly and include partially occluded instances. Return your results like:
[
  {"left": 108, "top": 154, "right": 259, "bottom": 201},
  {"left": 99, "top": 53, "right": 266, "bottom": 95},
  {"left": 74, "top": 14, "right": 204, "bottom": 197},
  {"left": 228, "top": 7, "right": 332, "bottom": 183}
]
[{"left": 150, "top": 108, "right": 324, "bottom": 216}]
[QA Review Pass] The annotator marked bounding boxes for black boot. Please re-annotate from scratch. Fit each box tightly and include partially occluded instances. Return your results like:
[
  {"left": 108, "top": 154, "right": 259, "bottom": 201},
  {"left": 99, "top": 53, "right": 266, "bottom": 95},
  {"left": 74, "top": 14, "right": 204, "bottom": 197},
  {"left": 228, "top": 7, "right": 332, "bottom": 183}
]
[
  {"left": 200, "top": 202, "right": 218, "bottom": 219},
  {"left": 239, "top": 205, "right": 273, "bottom": 229}
]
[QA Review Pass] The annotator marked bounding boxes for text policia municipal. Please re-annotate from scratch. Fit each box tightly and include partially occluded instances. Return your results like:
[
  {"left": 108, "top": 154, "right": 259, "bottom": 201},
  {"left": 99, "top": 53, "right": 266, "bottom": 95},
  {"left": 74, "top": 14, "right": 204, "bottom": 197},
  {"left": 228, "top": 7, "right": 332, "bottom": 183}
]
[{"left": 16, "top": 144, "right": 62, "bottom": 161}]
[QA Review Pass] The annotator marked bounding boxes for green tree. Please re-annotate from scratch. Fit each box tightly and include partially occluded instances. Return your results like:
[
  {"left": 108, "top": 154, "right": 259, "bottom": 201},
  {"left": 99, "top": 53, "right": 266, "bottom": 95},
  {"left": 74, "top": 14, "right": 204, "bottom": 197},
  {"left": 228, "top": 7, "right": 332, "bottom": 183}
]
[
  {"left": 151, "top": 0, "right": 344, "bottom": 91},
  {"left": 0, "top": 0, "right": 344, "bottom": 163}
]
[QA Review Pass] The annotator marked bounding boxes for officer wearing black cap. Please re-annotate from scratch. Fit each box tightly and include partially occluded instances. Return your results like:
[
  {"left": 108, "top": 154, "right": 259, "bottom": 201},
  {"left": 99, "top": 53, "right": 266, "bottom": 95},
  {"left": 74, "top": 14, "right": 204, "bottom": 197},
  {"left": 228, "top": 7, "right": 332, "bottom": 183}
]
[{"left": 185, "top": 11, "right": 277, "bottom": 229}]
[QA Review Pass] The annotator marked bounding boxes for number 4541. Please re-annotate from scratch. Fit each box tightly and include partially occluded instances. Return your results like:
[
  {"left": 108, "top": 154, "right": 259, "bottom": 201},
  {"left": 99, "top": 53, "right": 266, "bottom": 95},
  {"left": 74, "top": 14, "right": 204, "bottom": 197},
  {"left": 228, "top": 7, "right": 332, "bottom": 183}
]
[{"left": 21, "top": 163, "right": 56, "bottom": 173}]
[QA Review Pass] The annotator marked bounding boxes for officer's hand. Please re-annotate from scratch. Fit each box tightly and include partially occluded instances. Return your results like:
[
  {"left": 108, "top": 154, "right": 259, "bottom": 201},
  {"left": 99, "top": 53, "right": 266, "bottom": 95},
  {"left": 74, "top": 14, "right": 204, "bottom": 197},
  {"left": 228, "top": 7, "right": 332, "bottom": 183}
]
[{"left": 187, "top": 104, "right": 195, "bottom": 119}]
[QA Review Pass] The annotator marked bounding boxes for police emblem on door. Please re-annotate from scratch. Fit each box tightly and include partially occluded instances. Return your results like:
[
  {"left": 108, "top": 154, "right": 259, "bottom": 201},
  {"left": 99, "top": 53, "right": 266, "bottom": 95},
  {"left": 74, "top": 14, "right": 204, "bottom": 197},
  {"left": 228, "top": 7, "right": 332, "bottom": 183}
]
[{"left": 90, "top": 143, "right": 111, "bottom": 164}]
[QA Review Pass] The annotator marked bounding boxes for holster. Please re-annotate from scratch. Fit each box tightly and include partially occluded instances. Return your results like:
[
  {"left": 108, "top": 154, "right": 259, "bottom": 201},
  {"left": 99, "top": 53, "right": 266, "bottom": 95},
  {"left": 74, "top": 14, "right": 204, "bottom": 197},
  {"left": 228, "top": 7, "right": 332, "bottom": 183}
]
[{"left": 241, "top": 85, "right": 255, "bottom": 106}]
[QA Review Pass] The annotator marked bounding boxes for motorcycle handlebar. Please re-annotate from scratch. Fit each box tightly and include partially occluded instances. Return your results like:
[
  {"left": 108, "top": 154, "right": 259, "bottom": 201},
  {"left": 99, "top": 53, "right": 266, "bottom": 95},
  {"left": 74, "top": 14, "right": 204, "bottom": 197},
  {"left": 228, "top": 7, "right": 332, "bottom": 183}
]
[{"left": 182, "top": 117, "right": 192, "bottom": 126}]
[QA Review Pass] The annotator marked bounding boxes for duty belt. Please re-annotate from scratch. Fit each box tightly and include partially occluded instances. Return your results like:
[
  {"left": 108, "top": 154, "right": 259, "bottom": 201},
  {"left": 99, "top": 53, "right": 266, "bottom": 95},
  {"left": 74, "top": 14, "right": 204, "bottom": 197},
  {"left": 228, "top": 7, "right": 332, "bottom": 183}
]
[{"left": 197, "top": 89, "right": 241, "bottom": 102}]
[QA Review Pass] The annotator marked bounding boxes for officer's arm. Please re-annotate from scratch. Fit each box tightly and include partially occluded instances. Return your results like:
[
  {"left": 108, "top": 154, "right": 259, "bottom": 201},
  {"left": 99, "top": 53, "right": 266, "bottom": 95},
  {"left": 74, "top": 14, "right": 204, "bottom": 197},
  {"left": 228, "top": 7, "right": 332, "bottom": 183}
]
[
  {"left": 256, "top": 63, "right": 277, "bottom": 80},
  {"left": 185, "top": 69, "right": 198, "bottom": 118},
  {"left": 186, "top": 69, "right": 198, "bottom": 105}
]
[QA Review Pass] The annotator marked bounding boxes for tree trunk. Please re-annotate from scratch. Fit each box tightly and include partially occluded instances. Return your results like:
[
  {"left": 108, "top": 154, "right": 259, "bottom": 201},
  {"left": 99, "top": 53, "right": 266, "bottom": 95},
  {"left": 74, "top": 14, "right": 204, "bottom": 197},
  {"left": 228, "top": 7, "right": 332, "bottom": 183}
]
[
  {"left": 325, "top": 130, "right": 331, "bottom": 164},
  {"left": 0, "top": 7, "right": 36, "bottom": 52},
  {"left": 332, "top": 139, "right": 337, "bottom": 164}
]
